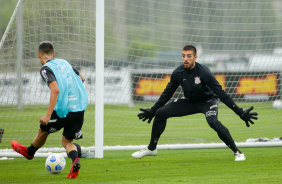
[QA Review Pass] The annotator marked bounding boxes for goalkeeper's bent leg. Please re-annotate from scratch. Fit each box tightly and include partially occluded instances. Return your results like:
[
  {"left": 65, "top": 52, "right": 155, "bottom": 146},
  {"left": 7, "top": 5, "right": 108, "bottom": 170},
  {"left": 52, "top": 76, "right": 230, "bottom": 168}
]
[
  {"left": 208, "top": 120, "right": 240, "bottom": 153},
  {"left": 148, "top": 99, "right": 197, "bottom": 151},
  {"left": 148, "top": 109, "right": 169, "bottom": 151}
]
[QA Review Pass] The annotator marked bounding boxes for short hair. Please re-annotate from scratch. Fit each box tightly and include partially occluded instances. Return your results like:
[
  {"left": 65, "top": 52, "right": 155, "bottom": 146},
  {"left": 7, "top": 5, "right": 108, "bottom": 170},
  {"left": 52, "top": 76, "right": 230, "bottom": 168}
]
[
  {"left": 38, "top": 41, "right": 54, "bottom": 55},
  {"left": 182, "top": 45, "right": 197, "bottom": 55}
]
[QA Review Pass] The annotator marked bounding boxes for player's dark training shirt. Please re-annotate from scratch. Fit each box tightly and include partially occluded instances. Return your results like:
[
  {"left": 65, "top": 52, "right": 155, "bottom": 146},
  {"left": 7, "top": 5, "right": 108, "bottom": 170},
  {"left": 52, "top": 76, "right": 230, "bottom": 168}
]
[
  {"left": 40, "top": 60, "right": 79, "bottom": 85},
  {"left": 151, "top": 62, "right": 239, "bottom": 113}
]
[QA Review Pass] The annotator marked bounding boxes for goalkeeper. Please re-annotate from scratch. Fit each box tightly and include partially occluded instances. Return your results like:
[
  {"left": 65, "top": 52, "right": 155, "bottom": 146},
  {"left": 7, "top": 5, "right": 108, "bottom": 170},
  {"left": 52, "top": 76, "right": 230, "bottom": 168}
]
[
  {"left": 132, "top": 45, "right": 258, "bottom": 161},
  {"left": 11, "top": 41, "right": 88, "bottom": 178}
]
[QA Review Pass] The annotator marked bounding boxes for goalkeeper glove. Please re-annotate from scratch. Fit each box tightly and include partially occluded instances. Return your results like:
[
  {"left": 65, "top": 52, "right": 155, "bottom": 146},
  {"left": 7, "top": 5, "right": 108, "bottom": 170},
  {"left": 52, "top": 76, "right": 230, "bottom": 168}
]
[
  {"left": 137, "top": 108, "right": 155, "bottom": 124},
  {"left": 237, "top": 106, "right": 258, "bottom": 127}
]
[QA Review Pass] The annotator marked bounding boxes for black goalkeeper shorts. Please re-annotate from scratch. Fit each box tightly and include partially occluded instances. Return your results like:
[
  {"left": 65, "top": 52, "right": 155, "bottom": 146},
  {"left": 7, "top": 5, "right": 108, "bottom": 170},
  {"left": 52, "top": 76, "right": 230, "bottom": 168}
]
[
  {"left": 40, "top": 110, "right": 85, "bottom": 140},
  {"left": 155, "top": 97, "right": 219, "bottom": 124}
]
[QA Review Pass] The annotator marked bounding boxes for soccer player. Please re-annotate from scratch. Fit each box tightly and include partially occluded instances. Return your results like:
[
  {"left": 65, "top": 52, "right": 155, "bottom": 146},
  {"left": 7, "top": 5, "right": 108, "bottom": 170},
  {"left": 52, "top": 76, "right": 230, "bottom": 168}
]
[
  {"left": 132, "top": 45, "right": 258, "bottom": 161},
  {"left": 11, "top": 41, "right": 88, "bottom": 178}
]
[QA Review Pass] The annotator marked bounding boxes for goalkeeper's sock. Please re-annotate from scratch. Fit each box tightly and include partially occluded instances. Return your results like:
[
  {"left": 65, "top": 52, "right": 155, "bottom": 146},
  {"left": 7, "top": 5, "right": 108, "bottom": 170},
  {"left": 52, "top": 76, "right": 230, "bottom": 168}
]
[
  {"left": 220, "top": 136, "right": 241, "bottom": 153},
  {"left": 229, "top": 144, "right": 240, "bottom": 153},
  {"left": 148, "top": 138, "right": 158, "bottom": 151},
  {"left": 69, "top": 150, "right": 78, "bottom": 163},
  {"left": 27, "top": 144, "right": 39, "bottom": 155}
]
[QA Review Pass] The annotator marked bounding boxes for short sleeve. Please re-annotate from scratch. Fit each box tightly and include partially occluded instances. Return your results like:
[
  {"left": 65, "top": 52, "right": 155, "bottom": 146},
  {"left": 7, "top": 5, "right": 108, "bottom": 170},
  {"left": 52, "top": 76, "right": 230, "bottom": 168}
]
[{"left": 40, "top": 66, "right": 56, "bottom": 85}]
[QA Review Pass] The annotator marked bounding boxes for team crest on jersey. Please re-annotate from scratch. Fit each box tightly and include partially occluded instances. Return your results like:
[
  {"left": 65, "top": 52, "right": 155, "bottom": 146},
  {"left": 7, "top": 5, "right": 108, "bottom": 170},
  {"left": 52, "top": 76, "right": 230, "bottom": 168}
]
[{"left": 194, "top": 76, "right": 201, "bottom": 84}]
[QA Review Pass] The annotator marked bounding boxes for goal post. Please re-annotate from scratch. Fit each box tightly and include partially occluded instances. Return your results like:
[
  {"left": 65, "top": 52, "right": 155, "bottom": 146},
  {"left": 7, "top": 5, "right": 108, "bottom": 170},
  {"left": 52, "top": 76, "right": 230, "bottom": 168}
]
[
  {"left": 1, "top": 0, "right": 282, "bottom": 158},
  {"left": 95, "top": 0, "right": 105, "bottom": 159}
]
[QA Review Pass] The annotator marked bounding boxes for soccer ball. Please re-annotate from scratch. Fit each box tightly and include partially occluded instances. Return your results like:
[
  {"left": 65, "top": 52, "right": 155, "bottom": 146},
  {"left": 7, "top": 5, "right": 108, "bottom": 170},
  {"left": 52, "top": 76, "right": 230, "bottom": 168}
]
[
  {"left": 272, "top": 100, "right": 282, "bottom": 109},
  {"left": 45, "top": 154, "right": 66, "bottom": 174}
]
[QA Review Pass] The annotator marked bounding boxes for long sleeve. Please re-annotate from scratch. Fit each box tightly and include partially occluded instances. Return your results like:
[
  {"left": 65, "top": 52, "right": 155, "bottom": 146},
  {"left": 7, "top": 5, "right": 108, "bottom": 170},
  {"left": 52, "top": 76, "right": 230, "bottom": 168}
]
[
  {"left": 151, "top": 74, "right": 179, "bottom": 113},
  {"left": 204, "top": 68, "right": 241, "bottom": 115}
]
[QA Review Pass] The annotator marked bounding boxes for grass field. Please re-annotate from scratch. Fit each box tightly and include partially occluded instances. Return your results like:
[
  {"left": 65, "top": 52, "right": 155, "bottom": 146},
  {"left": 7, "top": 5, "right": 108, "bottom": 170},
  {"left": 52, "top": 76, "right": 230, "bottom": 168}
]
[
  {"left": 1, "top": 103, "right": 282, "bottom": 183},
  {"left": 0, "top": 147, "right": 282, "bottom": 184},
  {"left": 0, "top": 102, "right": 282, "bottom": 149}
]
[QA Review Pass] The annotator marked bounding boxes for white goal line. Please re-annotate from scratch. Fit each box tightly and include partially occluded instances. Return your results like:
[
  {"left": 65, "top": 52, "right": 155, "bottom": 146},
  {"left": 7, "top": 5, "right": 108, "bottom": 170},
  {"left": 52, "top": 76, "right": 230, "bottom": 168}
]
[{"left": 1, "top": 142, "right": 282, "bottom": 158}]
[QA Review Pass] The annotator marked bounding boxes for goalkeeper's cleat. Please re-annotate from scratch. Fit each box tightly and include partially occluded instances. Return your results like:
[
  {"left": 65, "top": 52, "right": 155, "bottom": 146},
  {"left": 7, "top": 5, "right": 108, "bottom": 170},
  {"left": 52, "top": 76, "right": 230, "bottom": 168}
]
[
  {"left": 132, "top": 147, "right": 157, "bottom": 159},
  {"left": 67, "top": 158, "right": 81, "bottom": 178},
  {"left": 11, "top": 140, "right": 34, "bottom": 160},
  {"left": 234, "top": 151, "right": 246, "bottom": 161}
]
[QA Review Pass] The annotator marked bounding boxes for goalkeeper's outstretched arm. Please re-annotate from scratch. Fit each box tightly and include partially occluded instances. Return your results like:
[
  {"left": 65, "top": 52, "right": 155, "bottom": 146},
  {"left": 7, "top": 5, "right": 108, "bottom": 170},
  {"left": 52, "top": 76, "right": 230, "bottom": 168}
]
[{"left": 203, "top": 66, "right": 258, "bottom": 127}]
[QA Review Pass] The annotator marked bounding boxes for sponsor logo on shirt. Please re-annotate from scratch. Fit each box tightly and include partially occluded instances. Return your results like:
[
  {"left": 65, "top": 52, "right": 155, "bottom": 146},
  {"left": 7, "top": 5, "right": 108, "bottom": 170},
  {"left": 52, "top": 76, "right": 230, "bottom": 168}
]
[
  {"left": 68, "top": 95, "right": 77, "bottom": 102},
  {"left": 69, "top": 88, "right": 76, "bottom": 92},
  {"left": 57, "top": 64, "right": 66, "bottom": 71},
  {"left": 41, "top": 69, "right": 48, "bottom": 82},
  {"left": 194, "top": 76, "right": 201, "bottom": 84},
  {"left": 67, "top": 76, "right": 73, "bottom": 84},
  {"left": 68, "top": 105, "right": 77, "bottom": 109}
]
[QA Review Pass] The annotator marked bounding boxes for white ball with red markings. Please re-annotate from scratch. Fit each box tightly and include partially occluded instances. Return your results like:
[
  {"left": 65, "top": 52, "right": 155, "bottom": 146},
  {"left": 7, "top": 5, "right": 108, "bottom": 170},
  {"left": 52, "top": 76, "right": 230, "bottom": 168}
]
[{"left": 45, "top": 154, "right": 66, "bottom": 174}]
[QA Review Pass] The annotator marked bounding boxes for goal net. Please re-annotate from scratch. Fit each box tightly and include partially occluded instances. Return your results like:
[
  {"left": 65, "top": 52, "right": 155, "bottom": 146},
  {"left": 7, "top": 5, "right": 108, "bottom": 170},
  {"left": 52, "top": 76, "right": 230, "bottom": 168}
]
[{"left": 1, "top": 0, "right": 282, "bottom": 157}]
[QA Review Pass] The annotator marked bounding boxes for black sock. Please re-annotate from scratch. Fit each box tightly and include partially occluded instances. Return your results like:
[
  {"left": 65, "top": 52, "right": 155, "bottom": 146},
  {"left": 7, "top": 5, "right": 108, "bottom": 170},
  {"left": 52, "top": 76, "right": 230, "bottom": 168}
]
[
  {"left": 68, "top": 150, "right": 78, "bottom": 163},
  {"left": 27, "top": 144, "right": 39, "bottom": 155},
  {"left": 228, "top": 143, "right": 240, "bottom": 153}
]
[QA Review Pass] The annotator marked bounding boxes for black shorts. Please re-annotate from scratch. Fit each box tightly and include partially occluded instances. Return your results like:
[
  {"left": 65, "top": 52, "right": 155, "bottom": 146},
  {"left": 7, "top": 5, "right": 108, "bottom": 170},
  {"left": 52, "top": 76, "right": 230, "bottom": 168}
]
[
  {"left": 40, "top": 111, "right": 85, "bottom": 140},
  {"left": 156, "top": 97, "right": 219, "bottom": 123}
]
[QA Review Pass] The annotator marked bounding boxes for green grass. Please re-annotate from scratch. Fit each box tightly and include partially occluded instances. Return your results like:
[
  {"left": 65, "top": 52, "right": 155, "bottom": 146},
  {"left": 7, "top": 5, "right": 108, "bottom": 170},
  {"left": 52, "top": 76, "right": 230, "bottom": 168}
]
[
  {"left": 0, "top": 103, "right": 281, "bottom": 149},
  {"left": 0, "top": 147, "right": 282, "bottom": 184},
  {"left": 1, "top": 103, "right": 282, "bottom": 183},
  {"left": 1, "top": 102, "right": 282, "bottom": 149}
]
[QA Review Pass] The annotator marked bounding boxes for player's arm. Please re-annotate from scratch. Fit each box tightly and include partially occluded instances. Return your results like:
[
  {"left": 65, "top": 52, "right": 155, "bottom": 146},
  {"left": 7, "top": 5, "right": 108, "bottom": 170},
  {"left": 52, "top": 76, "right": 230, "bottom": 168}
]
[
  {"left": 204, "top": 69, "right": 258, "bottom": 127},
  {"left": 39, "top": 67, "right": 59, "bottom": 125},
  {"left": 40, "top": 81, "right": 59, "bottom": 125},
  {"left": 72, "top": 66, "right": 85, "bottom": 83},
  {"left": 150, "top": 80, "right": 179, "bottom": 113},
  {"left": 78, "top": 73, "right": 85, "bottom": 83},
  {"left": 138, "top": 73, "right": 179, "bottom": 123}
]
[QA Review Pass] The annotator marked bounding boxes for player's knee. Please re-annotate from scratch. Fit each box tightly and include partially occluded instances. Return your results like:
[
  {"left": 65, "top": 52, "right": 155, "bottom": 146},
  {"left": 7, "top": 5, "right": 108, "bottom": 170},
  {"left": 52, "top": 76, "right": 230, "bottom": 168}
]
[
  {"left": 62, "top": 138, "right": 72, "bottom": 148},
  {"left": 62, "top": 140, "right": 68, "bottom": 148},
  {"left": 155, "top": 107, "right": 167, "bottom": 119},
  {"left": 208, "top": 120, "right": 222, "bottom": 131},
  {"left": 34, "top": 128, "right": 49, "bottom": 142},
  {"left": 38, "top": 128, "right": 49, "bottom": 136},
  {"left": 208, "top": 120, "right": 229, "bottom": 133}
]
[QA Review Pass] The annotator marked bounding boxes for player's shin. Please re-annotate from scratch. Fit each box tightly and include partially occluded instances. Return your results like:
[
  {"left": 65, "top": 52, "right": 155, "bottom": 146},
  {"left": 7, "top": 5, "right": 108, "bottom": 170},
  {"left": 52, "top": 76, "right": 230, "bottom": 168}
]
[
  {"left": 217, "top": 123, "right": 240, "bottom": 153},
  {"left": 148, "top": 118, "right": 167, "bottom": 150},
  {"left": 209, "top": 120, "right": 240, "bottom": 153}
]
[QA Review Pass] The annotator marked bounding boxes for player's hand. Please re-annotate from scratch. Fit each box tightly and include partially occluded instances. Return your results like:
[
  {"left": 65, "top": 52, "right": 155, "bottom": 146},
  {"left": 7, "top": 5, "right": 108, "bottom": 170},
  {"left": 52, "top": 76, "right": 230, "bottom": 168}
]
[
  {"left": 238, "top": 106, "right": 258, "bottom": 127},
  {"left": 79, "top": 73, "right": 85, "bottom": 83},
  {"left": 137, "top": 108, "right": 155, "bottom": 124},
  {"left": 40, "top": 115, "right": 51, "bottom": 125}
]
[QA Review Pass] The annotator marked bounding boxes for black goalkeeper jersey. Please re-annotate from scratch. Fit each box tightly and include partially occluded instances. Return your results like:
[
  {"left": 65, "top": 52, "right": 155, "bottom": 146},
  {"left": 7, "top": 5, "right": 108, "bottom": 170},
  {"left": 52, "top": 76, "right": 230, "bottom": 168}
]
[{"left": 151, "top": 62, "right": 240, "bottom": 114}]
